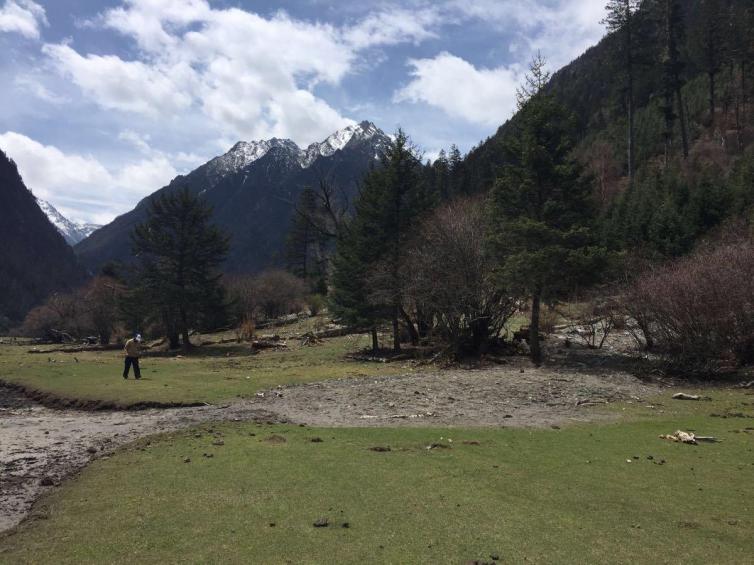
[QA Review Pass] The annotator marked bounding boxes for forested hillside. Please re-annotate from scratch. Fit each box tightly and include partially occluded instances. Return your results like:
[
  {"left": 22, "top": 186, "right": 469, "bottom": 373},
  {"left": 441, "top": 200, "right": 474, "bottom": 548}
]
[
  {"left": 434, "top": 0, "right": 754, "bottom": 258},
  {"left": 0, "top": 150, "right": 85, "bottom": 329}
]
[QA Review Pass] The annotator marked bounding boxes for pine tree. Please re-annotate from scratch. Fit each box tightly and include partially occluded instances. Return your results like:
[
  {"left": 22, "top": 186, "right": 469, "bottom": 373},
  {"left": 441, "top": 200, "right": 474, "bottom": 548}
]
[
  {"left": 285, "top": 187, "right": 326, "bottom": 291},
  {"left": 489, "top": 55, "right": 604, "bottom": 364},
  {"left": 603, "top": 0, "right": 641, "bottom": 181},
  {"left": 432, "top": 149, "right": 451, "bottom": 200},
  {"left": 330, "top": 130, "right": 429, "bottom": 352},
  {"left": 329, "top": 171, "right": 389, "bottom": 352},
  {"left": 448, "top": 144, "right": 465, "bottom": 196},
  {"left": 132, "top": 187, "right": 230, "bottom": 351},
  {"left": 656, "top": 0, "right": 689, "bottom": 160},
  {"left": 689, "top": 0, "right": 726, "bottom": 129}
]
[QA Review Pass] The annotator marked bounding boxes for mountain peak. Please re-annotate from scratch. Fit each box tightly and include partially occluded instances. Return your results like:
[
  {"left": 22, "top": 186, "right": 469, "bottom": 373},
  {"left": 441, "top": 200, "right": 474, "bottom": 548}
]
[
  {"left": 210, "top": 121, "right": 387, "bottom": 176},
  {"left": 36, "top": 198, "right": 101, "bottom": 245}
]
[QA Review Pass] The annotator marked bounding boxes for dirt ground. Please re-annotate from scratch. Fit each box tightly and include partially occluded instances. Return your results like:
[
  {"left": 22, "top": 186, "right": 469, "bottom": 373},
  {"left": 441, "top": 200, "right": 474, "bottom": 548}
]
[
  {"left": 253, "top": 355, "right": 658, "bottom": 427},
  {"left": 1, "top": 346, "right": 660, "bottom": 533}
]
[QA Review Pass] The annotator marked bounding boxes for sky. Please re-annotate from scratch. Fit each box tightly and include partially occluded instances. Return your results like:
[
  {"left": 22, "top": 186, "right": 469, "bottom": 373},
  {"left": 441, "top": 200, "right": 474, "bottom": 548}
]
[{"left": 0, "top": 0, "right": 607, "bottom": 224}]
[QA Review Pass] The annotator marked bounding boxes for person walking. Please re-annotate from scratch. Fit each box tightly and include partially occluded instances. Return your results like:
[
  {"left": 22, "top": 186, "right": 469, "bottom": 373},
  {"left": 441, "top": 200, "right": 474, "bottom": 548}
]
[{"left": 123, "top": 334, "right": 142, "bottom": 380}]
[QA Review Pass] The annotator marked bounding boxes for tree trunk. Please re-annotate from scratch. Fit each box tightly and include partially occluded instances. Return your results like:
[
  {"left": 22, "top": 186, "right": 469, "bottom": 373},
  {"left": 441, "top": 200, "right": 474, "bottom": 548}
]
[
  {"left": 371, "top": 327, "right": 379, "bottom": 353},
  {"left": 627, "top": 87, "right": 634, "bottom": 181},
  {"left": 676, "top": 86, "right": 689, "bottom": 159},
  {"left": 529, "top": 294, "right": 542, "bottom": 365},
  {"left": 392, "top": 306, "right": 401, "bottom": 352},
  {"left": 471, "top": 317, "right": 490, "bottom": 355},
  {"left": 400, "top": 306, "right": 419, "bottom": 346},
  {"left": 709, "top": 70, "right": 716, "bottom": 129},
  {"left": 742, "top": 60, "right": 747, "bottom": 124},
  {"left": 180, "top": 307, "right": 191, "bottom": 351},
  {"left": 626, "top": 13, "right": 634, "bottom": 183}
]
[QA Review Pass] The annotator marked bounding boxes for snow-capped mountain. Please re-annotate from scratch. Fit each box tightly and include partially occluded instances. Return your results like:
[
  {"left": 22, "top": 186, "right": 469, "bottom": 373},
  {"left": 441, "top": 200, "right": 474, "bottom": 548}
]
[
  {"left": 75, "top": 121, "right": 391, "bottom": 273},
  {"left": 37, "top": 199, "right": 101, "bottom": 245},
  {"left": 205, "top": 121, "right": 388, "bottom": 178}
]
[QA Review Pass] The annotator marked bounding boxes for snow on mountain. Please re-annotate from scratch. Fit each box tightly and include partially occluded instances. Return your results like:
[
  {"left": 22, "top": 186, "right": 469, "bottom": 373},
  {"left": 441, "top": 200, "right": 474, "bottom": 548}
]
[
  {"left": 36, "top": 199, "right": 101, "bottom": 246},
  {"left": 301, "top": 120, "right": 384, "bottom": 166},
  {"left": 208, "top": 121, "right": 387, "bottom": 178}
]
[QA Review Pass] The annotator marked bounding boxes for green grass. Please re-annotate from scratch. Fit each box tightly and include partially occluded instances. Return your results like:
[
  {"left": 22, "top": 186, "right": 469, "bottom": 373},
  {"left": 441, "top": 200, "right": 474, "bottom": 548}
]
[
  {"left": 0, "top": 331, "right": 411, "bottom": 406},
  {"left": 2, "top": 392, "right": 752, "bottom": 564}
]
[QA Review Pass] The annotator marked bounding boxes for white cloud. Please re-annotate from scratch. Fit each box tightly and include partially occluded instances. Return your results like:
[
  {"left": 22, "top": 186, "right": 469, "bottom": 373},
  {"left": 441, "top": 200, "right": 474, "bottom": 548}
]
[
  {"left": 0, "top": 131, "right": 181, "bottom": 224},
  {"left": 395, "top": 52, "right": 521, "bottom": 126},
  {"left": 13, "top": 75, "right": 66, "bottom": 104},
  {"left": 448, "top": 0, "right": 605, "bottom": 68},
  {"left": 0, "top": 0, "right": 46, "bottom": 39},
  {"left": 42, "top": 1, "right": 446, "bottom": 147},
  {"left": 43, "top": 44, "right": 194, "bottom": 117},
  {"left": 118, "top": 130, "right": 152, "bottom": 154},
  {"left": 343, "top": 7, "right": 441, "bottom": 50}
]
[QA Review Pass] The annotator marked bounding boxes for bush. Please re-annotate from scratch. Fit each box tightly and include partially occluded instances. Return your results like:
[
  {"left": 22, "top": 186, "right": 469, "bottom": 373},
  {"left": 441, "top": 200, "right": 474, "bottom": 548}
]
[
  {"left": 225, "top": 270, "right": 307, "bottom": 322},
  {"left": 405, "top": 197, "right": 519, "bottom": 357},
  {"left": 307, "top": 294, "right": 327, "bottom": 316},
  {"left": 622, "top": 236, "right": 754, "bottom": 373}
]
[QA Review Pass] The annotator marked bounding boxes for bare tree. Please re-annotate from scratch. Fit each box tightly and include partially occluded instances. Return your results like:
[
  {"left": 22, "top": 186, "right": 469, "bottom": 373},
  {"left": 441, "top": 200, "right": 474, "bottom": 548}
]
[
  {"left": 621, "top": 233, "right": 754, "bottom": 372},
  {"left": 404, "top": 197, "right": 519, "bottom": 358}
]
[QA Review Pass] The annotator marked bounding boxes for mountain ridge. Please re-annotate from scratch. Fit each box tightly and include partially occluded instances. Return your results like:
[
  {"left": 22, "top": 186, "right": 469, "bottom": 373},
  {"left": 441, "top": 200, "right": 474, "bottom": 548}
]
[
  {"left": 74, "top": 121, "right": 391, "bottom": 273},
  {"left": 0, "top": 149, "right": 85, "bottom": 325},
  {"left": 36, "top": 198, "right": 101, "bottom": 245}
]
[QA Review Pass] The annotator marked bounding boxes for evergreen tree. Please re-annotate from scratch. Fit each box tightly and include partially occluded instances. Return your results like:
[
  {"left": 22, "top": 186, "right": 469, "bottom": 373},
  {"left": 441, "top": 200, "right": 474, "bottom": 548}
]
[
  {"left": 448, "top": 144, "right": 466, "bottom": 196},
  {"left": 689, "top": 0, "right": 726, "bottom": 129},
  {"left": 285, "top": 187, "right": 327, "bottom": 292},
  {"left": 489, "top": 55, "right": 604, "bottom": 364},
  {"left": 727, "top": 2, "right": 754, "bottom": 137},
  {"left": 603, "top": 0, "right": 641, "bottom": 181},
  {"left": 132, "top": 187, "right": 230, "bottom": 350},
  {"left": 330, "top": 130, "right": 429, "bottom": 352},
  {"left": 432, "top": 149, "right": 451, "bottom": 200},
  {"left": 656, "top": 0, "right": 689, "bottom": 160}
]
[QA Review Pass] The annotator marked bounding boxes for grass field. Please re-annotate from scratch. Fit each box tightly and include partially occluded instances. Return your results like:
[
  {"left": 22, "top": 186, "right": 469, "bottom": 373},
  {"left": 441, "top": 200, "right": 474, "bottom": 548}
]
[
  {"left": 1, "top": 392, "right": 752, "bottom": 564},
  {"left": 0, "top": 330, "right": 411, "bottom": 407}
]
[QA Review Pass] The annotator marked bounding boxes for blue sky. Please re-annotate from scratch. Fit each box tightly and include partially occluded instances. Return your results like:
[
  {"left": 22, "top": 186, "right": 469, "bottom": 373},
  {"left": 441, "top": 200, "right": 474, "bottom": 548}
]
[{"left": 0, "top": 0, "right": 606, "bottom": 224}]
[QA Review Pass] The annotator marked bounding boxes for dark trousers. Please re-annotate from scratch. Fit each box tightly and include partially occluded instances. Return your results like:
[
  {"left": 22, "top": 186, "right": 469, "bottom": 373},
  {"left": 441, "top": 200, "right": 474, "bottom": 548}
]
[{"left": 123, "top": 356, "right": 141, "bottom": 379}]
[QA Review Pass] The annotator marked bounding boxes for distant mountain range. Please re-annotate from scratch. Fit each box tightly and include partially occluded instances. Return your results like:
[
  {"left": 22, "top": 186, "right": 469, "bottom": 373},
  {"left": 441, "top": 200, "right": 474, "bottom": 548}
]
[
  {"left": 75, "top": 121, "right": 390, "bottom": 273},
  {"left": 36, "top": 199, "right": 101, "bottom": 245},
  {"left": 0, "top": 149, "right": 85, "bottom": 324}
]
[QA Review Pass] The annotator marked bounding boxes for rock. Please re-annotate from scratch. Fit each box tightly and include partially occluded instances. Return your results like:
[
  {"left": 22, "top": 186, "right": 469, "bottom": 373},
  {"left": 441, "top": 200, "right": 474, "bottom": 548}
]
[
  {"left": 341, "top": 522, "right": 350, "bottom": 528},
  {"left": 313, "top": 517, "right": 329, "bottom": 528},
  {"left": 672, "top": 393, "right": 701, "bottom": 401},
  {"left": 40, "top": 476, "right": 55, "bottom": 486},
  {"left": 368, "top": 446, "right": 391, "bottom": 452},
  {"left": 203, "top": 453, "right": 214, "bottom": 458},
  {"left": 426, "top": 443, "right": 451, "bottom": 450},
  {"left": 86, "top": 446, "right": 97, "bottom": 454},
  {"left": 212, "top": 439, "right": 225, "bottom": 446},
  {"left": 310, "top": 437, "right": 323, "bottom": 443},
  {"left": 264, "top": 435, "right": 287, "bottom": 444},
  {"left": 462, "top": 440, "right": 481, "bottom": 445}
]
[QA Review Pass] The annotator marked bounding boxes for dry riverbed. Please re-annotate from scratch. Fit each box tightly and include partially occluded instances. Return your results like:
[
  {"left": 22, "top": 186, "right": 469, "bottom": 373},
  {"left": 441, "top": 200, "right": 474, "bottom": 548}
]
[
  {"left": 0, "top": 388, "right": 278, "bottom": 533},
  {"left": 1, "top": 356, "right": 659, "bottom": 533}
]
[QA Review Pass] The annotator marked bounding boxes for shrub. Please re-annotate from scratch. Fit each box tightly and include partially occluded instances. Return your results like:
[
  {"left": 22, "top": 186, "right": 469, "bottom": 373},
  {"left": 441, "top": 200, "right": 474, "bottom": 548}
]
[
  {"left": 307, "top": 294, "right": 327, "bottom": 316},
  {"left": 404, "top": 197, "right": 519, "bottom": 357},
  {"left": 622, "top": 236, "right": 754, "bottom": 373},
  {"left": 225, "top": 270, "right": 307, "bottom": 322}
]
